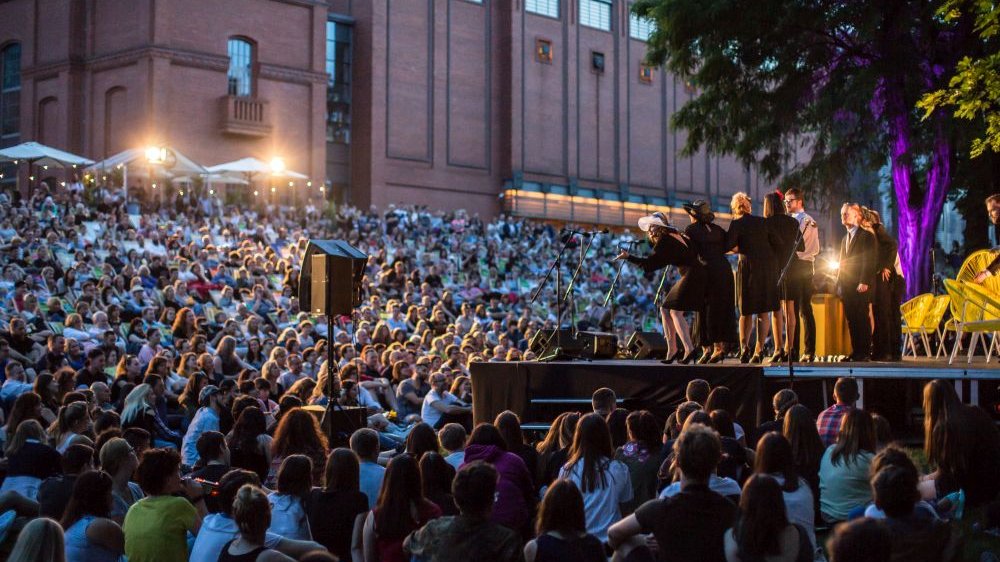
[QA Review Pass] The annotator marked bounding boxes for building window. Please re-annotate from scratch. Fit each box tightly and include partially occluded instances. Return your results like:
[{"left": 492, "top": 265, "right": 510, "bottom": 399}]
[
  {"left": 579, "top": 0, "right": 612, "bottom": 31},
  {"left": 591, "top": 51, "right": 605, "bottom": 74},
  {"left": 526, "top": 0, "right": 559, "bottom": 18},
  {"left": 326, "top": 20, "right": 352, "bottom": 144},
  {"left": 630, "top": 12, "right": 654, "bottom": 41},
  {"left": 639, "top": 64, "right": 653, "bottom": 84},
  {"left": 536, "top": 38, "right": 553, "bottom": 64},
  {"left": 1, "top": 43, "right": 20, "bottom": 143},
  {"left": 227, "top": 37, "right": 254, "bottom": 97}
]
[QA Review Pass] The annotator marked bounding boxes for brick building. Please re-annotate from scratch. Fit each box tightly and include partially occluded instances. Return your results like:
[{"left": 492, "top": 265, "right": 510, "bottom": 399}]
[{"left": 0, "top": 0, "right": 784, "bottom": 221}]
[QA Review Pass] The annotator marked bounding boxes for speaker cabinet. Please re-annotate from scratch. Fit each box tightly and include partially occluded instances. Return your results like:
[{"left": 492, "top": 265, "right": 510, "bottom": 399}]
[
  {"left": 298, "top": 240, "right": 368, "bottom": 317},
  {"left": 626, "top": 331, "right": 669, "bottom": 359}
]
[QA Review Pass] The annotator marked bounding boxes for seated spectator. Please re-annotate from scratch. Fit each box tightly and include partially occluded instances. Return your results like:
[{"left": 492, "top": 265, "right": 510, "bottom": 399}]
[
  {"left": 535, "top": 412, "right": 581, "bottom": 488},
  {"left": 1, "top": 419, "right": 62, "bottom": 500},
  {"left": 123, "top": 448, "right": 206, "bottom": 562},
  {"left": 227, "top": 406, "right": 272, "bottom": 483},
  {"left": 267, "top": 455, "right": 313, "bottom": 541},
  {"left": 608, "top": 424, "right": 737, "bottom": 562},
  {"left": 220, "top": 484, "right": 295, "bottom": 562},
  {"left": 523, "top": 479, "right": 606, "bottom": 562},
  {"left": 819, "top": 409, "right": 876, "bottom": 522},
  {"left": 615, "top": 410, "right": 662, "bottom": 515},
  {"left": 708, "top": 409, "right": 750, "bottom": 482},
  {"left": 816, "top": 377, "right": 858, "bottom": 448},
  {"left": 421, "top": 371, "right": 471, "bottom": 430},
  {"left": 267, "top": 408, "right": 328, "bottom": 487},
  {"left": 98, "top": 437, "right": 143, "bottom": 523},
  {"left": 306, "top": 448, "right": 370, "bottom": 560},
  {"left": 394, "top": 357, "right": 430, "bottom": 420},
  {"left": 593, "top": 387, "right": 629, "bottom": 449},
  {"left": 38, "top": 444, "right": 94, "bottom": 520},
  {"left": 558, "top": 413, "right": 632, "bottom": 543},
  {"left": 420, "top": 452, "right": 458, "bottom": 516},
  {"left": 405, "top": 422, "right": 440, "bottom": 460},
  {"left": 181, "top": 385, "right": 224, "bottom": 467},
  {"left": 863, "top": 445, "right": 937, "bottom": 520},
  {"left": 121, "top": 383, "right": 181, "bottom": 448},
  {"left": 61, "top": 470, "right": 125, "bottom": 562},
  {"left": 50, "top": 401, "right": 92, "bottom": 454},
  {"left": 495, "top": 410, "right": 539, "bottom": 487},
  {"left": 464, "top": 423, "right": 536, "bottom": 537},
  {"left": 351, "top": 428, "right": 385, "bottom": 510},
  {"left": 189, "top": 469, "right": 324, "bottom": 562},
  {"left": 783, "top": 404, "right": 824, "bottom": 507},
  {"left": 362, "top": 454, "right": 442, "bottom": 562},
  {"left": 826, "top": 518, "right": 892, "bottom": 562},
  {"left": 1, "top": 361, "right": 34, "bottom": 409},
  {"left": 190, "top": 431, "right": 231, "bottom": 488},
  {"left": 872, "top": 465, "right": 957, "bottom": 561},
  {"left": 0, "top": 391, "right": 43, "bottom": 453},
  {"left": 752, "top": 432, "right": 816, "bottom": 552},
  {"left": 723, "top": 474, "right": 812, "bottom": 562},
  {"left": 438, "top": 422, "right": 467, "bottom": 470},
  {"left": 753, "top": 388, "right": 798, "bottom": 444},
  {"left": 705, "top": 386, "right": 745, "bottom": 445},
  {"left": 659, "top": 412, "right": 741, "bottom": 501},
  {"left": 404, "top": 461, "right": 523, "bottom": 562},
  {"left": 8, "top": 517, "right": 65, "bottom": 562}
]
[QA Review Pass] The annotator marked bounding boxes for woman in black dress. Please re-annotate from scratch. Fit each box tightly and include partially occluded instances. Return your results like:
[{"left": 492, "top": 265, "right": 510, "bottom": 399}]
[
  {"left": 683, "top": 200, "right": 737, "bottom": 363},
  {"left": 616, "top": 211, "right": 706, "bottom": 364},
  {"left": 726, "top": 192, "right": 780, "bottom": 363},
  {"left": 763, "top": 192, "right": 804, "bottom": 364}
]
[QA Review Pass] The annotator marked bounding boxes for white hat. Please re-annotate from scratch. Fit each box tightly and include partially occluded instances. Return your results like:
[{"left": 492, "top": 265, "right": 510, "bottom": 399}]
[{"left": 637, "top": 211, "right": 671, "bottom": 232}]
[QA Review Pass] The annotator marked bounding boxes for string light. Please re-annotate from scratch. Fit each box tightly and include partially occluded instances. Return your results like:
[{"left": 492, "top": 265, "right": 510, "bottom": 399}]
[
  {"left": 271, "top": 187, "right": 276, "bottom": 193},
  {"left": 254, "top": 190, "right": 259, "bottom": 197},
  {"left": 288, "top": 181, "right": 293, "bottom": 187},
  {"left": 306, "top": 181, "right": 312, "bottom": 187},
  {"left": 209, "top": 189, "right": 215, "bottom": 195}
]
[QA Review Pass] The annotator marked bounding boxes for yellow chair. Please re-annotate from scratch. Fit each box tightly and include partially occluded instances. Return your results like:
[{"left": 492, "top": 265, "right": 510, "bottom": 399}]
[
  {"left": 919, "top": 294, "right": 950, "bottom": 358},
  {"left": 900, "top": 294, "right": 933, "bottom": 358},
  {"left": 945, "top": 280, "right": 1000, "bottom": 364},
  {"left": 957, "top": 249, "right": 1000, "bottom": 293}
]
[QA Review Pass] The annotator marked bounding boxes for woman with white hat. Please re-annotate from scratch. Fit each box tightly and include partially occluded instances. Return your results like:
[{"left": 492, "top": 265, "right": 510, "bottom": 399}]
[{"left": 615, "top": 212, "right": 706, "bottom": 364}]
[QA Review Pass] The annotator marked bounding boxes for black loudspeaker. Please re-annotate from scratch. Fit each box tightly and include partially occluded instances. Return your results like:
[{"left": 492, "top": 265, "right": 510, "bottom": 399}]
[
  {"left": 626, "top": 331, "right": 669, "bottom": 359},
  {"left": 578, "top": 331, "right": 618, "bottom": 359},
  {"left": 298, "top": 240, "right": 368, "bottom": 317},
  {"left": 303, "top": 405, "right": 366, "bottom": 448},
  {"left": 529, "top": 329, "right": 587, "bottom": 358}
]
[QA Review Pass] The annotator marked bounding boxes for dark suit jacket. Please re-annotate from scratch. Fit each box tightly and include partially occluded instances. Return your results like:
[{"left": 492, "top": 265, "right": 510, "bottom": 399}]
[
  {"left": 873, "top": 225, "right": 898, "bottom": 275},
  {"left": 838, "top": 228, "right": 876, "bottom": 296}
]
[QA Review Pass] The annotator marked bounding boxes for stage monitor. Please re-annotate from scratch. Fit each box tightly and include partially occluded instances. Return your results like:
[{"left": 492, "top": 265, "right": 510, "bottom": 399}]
[{"left": 298, "top": 239, "right": 368, "bottom": 317}]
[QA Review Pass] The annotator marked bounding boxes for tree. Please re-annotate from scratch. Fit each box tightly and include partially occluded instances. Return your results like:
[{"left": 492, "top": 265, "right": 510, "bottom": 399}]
[
  {"left": 918, "top": 0, "right": 1000, "bottom": 159},
  {"left": 633, "top": 0, "right": 977, "bottom": 297}
]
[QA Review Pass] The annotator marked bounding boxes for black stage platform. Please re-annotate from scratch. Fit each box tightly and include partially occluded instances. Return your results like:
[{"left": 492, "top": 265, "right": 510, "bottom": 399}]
[{"left": 470, "top": 358, "right": 1000, "bottom": 437}]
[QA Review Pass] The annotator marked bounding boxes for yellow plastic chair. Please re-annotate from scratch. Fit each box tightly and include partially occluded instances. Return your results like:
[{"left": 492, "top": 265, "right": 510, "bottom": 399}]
[
  {"left": 900, "top": 294, "right": 933, "bottom": 358},
  {"left": 919, "top": 294, "right": 950, "bottom": 358},
  {"left": 959, "top": 282, "right": 1000, "bottom": 363},
  {"left": 957, "top": 249, "right": 1000, "bottom": 293}
]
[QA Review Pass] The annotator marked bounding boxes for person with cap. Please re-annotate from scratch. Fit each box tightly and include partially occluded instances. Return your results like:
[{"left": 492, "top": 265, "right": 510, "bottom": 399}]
[
  {"left": 181, "top": 384, "right": 223, "bottom": 468},
  {"left": 615, "top": 211, "right": 706, "bottom": 364},
  {"left": 683, "top": 200, "right": 736, "bottom": 363},
  {"left": 725, "top": 192, "right": 780, "bottom": 363}
]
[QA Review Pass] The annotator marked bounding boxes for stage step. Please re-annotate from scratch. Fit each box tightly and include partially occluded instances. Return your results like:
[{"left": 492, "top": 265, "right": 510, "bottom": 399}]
[{"left": 521, "top": 423, "right": 551, "bottom": 433}]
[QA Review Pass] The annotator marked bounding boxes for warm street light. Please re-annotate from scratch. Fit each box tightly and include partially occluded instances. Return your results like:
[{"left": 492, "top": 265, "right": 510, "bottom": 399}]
[
  {"left": 270, "top": 157, "right": 285, "bottom": 175},
  {"left": 145, "top": 146, "right": 167, "bottom": 164}
]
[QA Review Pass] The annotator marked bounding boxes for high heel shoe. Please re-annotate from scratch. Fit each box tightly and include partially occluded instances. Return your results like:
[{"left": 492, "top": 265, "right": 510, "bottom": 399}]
[
  {"left": 767, "top": 350, "right": 786, "bottom": 364},
  {"left": 660, "top": 350, "right": 682, "bottom": 365},
  {"left": 678, "top": 350, "right": 698, "bottom": 364},
  {"left": 749, "top": 352, "right": 764, "bottom": 364},
  {"left": 708, "top": 351, "right": 726, "bottom": 364},
  {"left": 738, "top": 348, "right": 752, "bottom": 364},
  {"left": 696, "top": 350, "right": 712, "bottom": 364}
]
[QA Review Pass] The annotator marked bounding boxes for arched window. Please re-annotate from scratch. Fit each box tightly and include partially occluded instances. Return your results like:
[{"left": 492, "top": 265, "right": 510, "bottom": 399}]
[
  {"left": 1, "top": 42, "right": 21, "bottom": 142},
  {"left": 227, "top": 37, "right": 255, "bottom": 97}
]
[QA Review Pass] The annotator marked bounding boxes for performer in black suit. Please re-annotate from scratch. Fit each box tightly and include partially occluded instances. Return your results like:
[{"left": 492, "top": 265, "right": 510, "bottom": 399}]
[
  {"left": 864, "top": 208, "right": 903, "bottom": 361},
  {"left": 726, "top": 192, "right": 780, "bottom": 364},
  {"left": 763, "top": 192, "right": 804, "bottom": 364},
  {"left": 783, "top": 188, "right": 820, "bottom": 362},
  {"left": 974, "top": 193, "right": 1000, "bottom": 283},
  {"left": 683, "top": 200, "right": 736, "bottom": 364},
  {"left": 837, "top": 203, "right": 877, "bottom": 362},
  {"left": 616, "top": 211, "right": 706, "bottom": 364}
]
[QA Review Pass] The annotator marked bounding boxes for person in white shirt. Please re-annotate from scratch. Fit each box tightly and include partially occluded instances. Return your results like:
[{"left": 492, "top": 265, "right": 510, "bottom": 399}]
[{"left": 421, "top": 372, "right": 471, "bottom": 430}]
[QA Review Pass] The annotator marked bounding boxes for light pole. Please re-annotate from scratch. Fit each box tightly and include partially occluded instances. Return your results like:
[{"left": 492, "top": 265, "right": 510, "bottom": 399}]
[{"left": 270, "top": 157, "right": 285, "bottom": 209}]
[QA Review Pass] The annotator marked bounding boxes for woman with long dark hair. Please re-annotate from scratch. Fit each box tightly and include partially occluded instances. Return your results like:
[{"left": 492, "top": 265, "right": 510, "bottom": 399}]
[
  {"left": 268, "top": 408, "right": 328, "bottom": 487},
  {"left": 782, "top": 404, "right": 824, "bottom": 504},
  {"left": 819, "top": 409, "right": 876, "bottom": 522},
  {"left": 34, "top": 372, "right": 61, "bottom": 425},
  {"left": 535, "top": 412, "right": 580, "bottom": 487},
  {"left": 559, "top": 413, "right": 633, "bottom": 543},
  {"left": 524, "top": 479, "right": 606, "bottom": 562},
  {"left": 724, "top": 475, "right": 811, "bottom": 562},
  {"left": 419, "top": 452, "right": 458, "bottom": 516},
  {"left": 362, "top": 454, "right": 442, "bottom": 562},
  {"left": 307, "top": 448, "right": 369, "bottom": 561},
  {"left": 495, "top": 410, "right": 539, "bottom": 486},
  {"left": 227, "top": 406, "right": 272, "bottom": 483},
  {"left": 178, "top": 372, "right": 209, "bottom": 422},
  {"left": 753, "top": 432, "right": 816, "bottom": 553},
  {"left": 683, "top": 200, "right": 737, "bottom": 363},
  {"left": 404, "top": 423, "right": 439, "bottom": 460},
  {"left": 463, "top": 423, "right": 536, "bottom": 537},
  {"left": 616, "top": 211, "right": 707, "bottom": 364},
  {"left": 763, "top": 191, "right": 804, "bottom": 364},
  {"left": 267, "top": 455, "right": 313, "bottom": 540},
  {"left": 614, "top": 410, "right": 662, "bottom": 514},
  {"left": 61, "top": 470, "right": 124, "bottom": 562},
  {"left": 726, "top": 192, "right": 780, "bottom": 363}
]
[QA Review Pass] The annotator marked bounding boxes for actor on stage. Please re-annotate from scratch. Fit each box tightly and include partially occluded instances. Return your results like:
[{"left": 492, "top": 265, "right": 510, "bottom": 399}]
[
  {"left": 863, "top": 208, "right": 903, "bottom": 361},
  {"left": 784, "top": 188, "right": 820, "bottom": 362},
  {"left": 726, "top": 192, "right": 780, "bottom": 364},
  {"left": 838, "top": 203, "right": 876, "bottom": 362},
  {"left": 616, "top": 212, "right": 706, "bottom": 364},
  {"left": 763, "top": 191, "right": 803, "bottom": 364},
  {"left": 683, "top": 200, "right": 736, "bottom": 364},
  {"left": 973, "top": 193, "right": 1000, "bottom": 283}
]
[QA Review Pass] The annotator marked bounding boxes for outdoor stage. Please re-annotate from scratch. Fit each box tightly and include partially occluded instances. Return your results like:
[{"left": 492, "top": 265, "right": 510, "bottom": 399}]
[{"left": 470, "top": 358, "right": 1000, "bottom": 437}]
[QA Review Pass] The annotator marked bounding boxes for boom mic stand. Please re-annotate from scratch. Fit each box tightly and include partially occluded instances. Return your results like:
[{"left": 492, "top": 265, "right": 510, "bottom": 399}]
[
  {"left": 605, "top": 241, "right": 636, "bottom": 339},
  {"left": 777, "top": 220, "right": 811, "bottom": 385},
  {"left": 530, "top": 231, "right": 575, "bottom": 361},
  {"left": 562, "top": 232, "right": 601, "bottom": 341}
]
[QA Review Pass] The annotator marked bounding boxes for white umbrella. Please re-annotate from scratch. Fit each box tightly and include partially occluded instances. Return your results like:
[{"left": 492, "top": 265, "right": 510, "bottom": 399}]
[
  {"left": 170, "top": 174, "right": 248, "bottom": 185},
  {"left": 85, "top": 147, "right": 207, "bottom": 203},
  {"left": 0, "top": 141, "right": 94, "bottom": 168},
  {"left": 206, "top": 157, "right": 309, "bottom": 179}
]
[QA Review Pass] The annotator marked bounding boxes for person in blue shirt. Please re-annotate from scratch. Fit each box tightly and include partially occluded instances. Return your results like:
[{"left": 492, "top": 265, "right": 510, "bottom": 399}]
[
  {"left": 350, "top": 428, "right": 385, "bottom": 510},
  {"left": 181, "top": 384, "right": 224, "bottom": 468}
]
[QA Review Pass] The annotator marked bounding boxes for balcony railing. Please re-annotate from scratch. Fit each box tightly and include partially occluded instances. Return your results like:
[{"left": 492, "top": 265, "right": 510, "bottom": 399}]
[{"left": 219, "top": 95, "right": 272, "bottom": 137}]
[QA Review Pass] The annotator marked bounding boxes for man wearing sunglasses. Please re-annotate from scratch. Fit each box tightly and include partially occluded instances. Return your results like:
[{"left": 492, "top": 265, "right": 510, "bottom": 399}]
[{"left": 784, "top": 188, "right": 820, "bottom": 362}]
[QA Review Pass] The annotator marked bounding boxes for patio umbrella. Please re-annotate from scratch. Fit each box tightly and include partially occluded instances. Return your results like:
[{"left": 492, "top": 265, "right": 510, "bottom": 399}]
[
  {"left": 0, "top": 141, "right": 94, "bottom": 189},
  {"left": 85, "top": 147, "right": 207, "bottom": 201}
]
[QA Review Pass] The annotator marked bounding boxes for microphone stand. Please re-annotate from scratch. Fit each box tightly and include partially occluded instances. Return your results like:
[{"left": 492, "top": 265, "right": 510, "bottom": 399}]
[
  {"left": 605, "top": 241, "right": 635, "bottom": 343},
  {"left": 562, "top": 232, "right": 600, "bottom": 340},
  {"left": 778, "top": 220, "right": 810, "bottom": 383},
  {"left": 530, "top": 232, "right": 575, "bottom": 361}
]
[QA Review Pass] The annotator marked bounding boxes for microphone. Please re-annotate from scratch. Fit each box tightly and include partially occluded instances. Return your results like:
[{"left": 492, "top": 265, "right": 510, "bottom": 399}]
[{"left": 563, "top": 228, "right": 609, "bottom": 236}]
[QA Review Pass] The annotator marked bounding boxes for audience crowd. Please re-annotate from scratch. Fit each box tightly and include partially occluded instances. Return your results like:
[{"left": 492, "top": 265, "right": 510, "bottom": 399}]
[{"left": 0, "top": 186, "right": 996, "bottom": 561}]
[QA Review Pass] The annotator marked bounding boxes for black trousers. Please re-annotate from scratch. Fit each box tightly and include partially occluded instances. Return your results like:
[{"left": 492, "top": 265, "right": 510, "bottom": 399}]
[
  {"left": 872, "top": 273, "right": 903, "bottom": 360},
  {"left": 841, "top": 287, "right": 872, "bottom": 360},
  {"left": 790, "top": 260, "right": 816, "bottom": 356}
]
